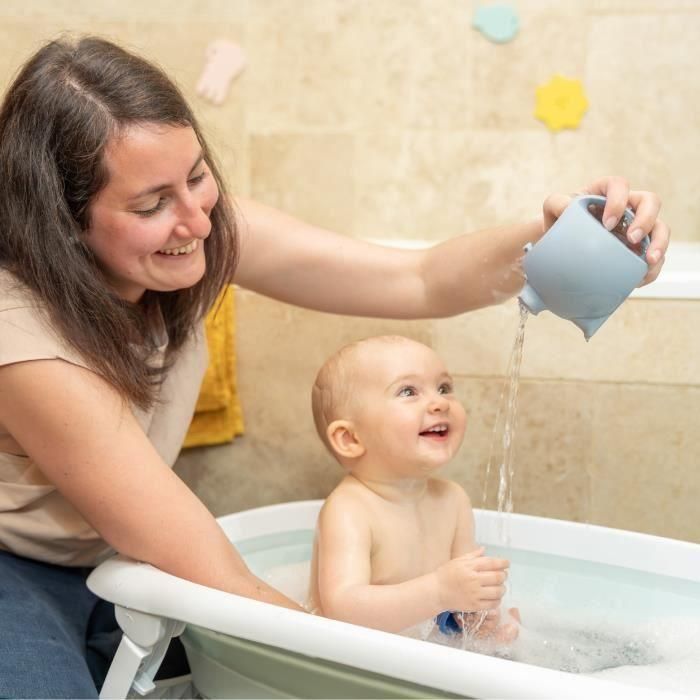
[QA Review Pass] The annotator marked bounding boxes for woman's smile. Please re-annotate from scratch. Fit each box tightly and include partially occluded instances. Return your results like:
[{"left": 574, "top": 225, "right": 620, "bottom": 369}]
[{"left": 156, "top": 240, "right": 200, "bottom": 256}]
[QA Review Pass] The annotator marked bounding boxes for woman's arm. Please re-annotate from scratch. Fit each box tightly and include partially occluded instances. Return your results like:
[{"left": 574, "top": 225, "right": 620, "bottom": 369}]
[
  {"left": 0, "top": 359, "right": 302, "bottom": 611},
  {"left": 233, "top": 177, "right": 668, "bottom": 319},
  {"left": 233, "top": 196, "right": 538, "bottom": 319}
]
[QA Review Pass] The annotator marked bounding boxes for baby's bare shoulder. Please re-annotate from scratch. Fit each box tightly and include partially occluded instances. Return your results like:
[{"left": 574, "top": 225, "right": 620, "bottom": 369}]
[
  {"left": 321, "top": 477, "right": 370, "bottom": 518},
  {"left": 427, "top": 477, "right": 472, "bottom": 505}
]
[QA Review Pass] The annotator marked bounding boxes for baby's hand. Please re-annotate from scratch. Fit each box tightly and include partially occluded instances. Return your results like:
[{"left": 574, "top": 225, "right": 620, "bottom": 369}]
[
  {"left": 459, "top": 607, "right": 521, "bottom": 643},
  {"left": 435, "top": 547, "right": 509, "bottom": 612}
]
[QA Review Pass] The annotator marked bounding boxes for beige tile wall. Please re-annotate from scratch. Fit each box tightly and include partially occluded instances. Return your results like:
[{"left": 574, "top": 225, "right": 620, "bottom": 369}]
[{"left": 2, "top": 2, "right": 698, "bottom": 542}]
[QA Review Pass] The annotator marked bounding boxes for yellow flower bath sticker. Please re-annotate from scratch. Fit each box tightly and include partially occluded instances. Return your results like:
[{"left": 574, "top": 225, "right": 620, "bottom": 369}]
[{"left": 534, "top": 75, "right": 588, "bottom": 132}]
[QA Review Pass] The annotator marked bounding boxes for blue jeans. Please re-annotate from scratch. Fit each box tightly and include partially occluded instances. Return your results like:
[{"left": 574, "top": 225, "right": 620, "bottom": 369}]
[{"left": 0, "top": 549, "right": 187, "bottom": 699}]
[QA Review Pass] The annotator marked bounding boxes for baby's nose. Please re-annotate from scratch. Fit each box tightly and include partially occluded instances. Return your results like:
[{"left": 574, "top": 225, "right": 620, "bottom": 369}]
[{"left": 428, "top": 395, "right": 449, "bottom": 412}]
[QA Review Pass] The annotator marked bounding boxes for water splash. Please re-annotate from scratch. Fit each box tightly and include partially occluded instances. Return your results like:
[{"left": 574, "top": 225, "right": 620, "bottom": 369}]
[
  {"left": 483, "top": 300, "right": 529, "bottom": 544},
  {"left": 461, "top": 301, "right": 529, "bottom": 647}
]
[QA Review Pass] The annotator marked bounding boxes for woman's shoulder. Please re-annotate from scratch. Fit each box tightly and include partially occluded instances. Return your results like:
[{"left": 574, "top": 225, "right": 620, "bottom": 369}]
[
  {"left": 0, "top": 268, "right": 40, "bottom": 312},
  {"left": 0, "top": 267, "right": 87, "bottom": 369}
]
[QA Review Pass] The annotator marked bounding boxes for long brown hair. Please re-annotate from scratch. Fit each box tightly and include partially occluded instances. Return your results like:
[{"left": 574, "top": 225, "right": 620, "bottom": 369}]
[{"left": 0, "top": 36, "right": 238, "bottom": 409}]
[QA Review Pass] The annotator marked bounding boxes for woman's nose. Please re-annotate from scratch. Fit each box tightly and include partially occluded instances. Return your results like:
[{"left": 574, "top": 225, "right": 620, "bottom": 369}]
[{"left": 174, "top": 191, "right": 212, "bottom": 240}]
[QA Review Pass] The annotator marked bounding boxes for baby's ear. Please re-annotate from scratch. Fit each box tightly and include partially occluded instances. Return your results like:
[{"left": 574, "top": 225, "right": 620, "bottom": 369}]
[{"left": 327, "top": 420, "right": 365, "bottom": 460}]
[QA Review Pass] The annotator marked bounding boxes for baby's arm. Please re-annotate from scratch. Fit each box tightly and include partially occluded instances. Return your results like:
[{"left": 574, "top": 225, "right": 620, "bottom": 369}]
[
  {"left": 448, "top": 482, "right": 519, "bottom": 641},
  {"left": 314, "top": 488, "right": 508, "bottom": 633},
  {"left": 449, "top": 481, "right": 479, "bottom": 559}
]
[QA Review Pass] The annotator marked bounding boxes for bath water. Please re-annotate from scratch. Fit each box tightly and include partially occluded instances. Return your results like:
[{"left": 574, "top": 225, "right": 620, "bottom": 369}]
[{"left": 240, "top": 529, "right": 700, "bottom": 696}]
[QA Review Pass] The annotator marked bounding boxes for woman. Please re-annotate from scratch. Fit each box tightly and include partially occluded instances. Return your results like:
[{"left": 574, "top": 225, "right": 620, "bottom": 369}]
[{"left": 0, "top": 36, "right": 668, "bottom": 698}]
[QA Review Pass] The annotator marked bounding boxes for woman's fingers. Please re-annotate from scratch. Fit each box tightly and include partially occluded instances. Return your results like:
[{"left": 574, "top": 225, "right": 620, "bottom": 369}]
[
  {"left": 582, "top": 176, "right": 631, "bottom": 230},
  {"left": 641, "top": 217, "right": 669, "bottom": 284},
  {"left": 542, "top": 193, "right": 573, "bottom": 231},
  {"left": 625, "top": 189, "right": 662, "bottom": 245}
]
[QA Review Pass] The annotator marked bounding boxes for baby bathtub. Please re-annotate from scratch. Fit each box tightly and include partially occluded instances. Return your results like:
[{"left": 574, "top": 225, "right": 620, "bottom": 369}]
[{"left": 87, "top": 500, "right": 700, "bottom": 699}]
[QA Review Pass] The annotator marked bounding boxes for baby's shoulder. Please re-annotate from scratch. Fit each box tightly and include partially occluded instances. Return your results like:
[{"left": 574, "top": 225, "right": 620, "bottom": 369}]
[
  {"left": 318, "top": 478, "right": 374, "bottom": 536},
  {"left": 321, "top": 476, "right": 368, "bottom": 514},
  {"left": 427, "top": 477, "right": 471, "bottom": 505}
]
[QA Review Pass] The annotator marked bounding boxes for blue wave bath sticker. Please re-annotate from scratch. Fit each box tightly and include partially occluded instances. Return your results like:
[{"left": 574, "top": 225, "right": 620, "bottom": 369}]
[{"left": 473, "top": 3, "right": 520, "bottom": 44}]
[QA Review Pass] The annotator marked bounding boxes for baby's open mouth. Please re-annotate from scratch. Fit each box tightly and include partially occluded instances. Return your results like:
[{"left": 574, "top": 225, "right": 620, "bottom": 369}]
[{"left": 419, "top": 424, "right": 449, "bottom": 439}]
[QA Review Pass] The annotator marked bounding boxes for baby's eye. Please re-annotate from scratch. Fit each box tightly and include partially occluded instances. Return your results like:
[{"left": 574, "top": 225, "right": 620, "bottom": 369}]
[
  {"left": 397, "top": 386, "right": 417, "bottom": 397},
  {"left": 438, "top": 383, "right": 453, "bottom": 395}
]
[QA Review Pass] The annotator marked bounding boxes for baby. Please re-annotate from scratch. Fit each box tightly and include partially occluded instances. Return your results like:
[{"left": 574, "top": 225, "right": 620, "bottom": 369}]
[{"left": 308, "top": 335, "right": 519, "bottom": 641}]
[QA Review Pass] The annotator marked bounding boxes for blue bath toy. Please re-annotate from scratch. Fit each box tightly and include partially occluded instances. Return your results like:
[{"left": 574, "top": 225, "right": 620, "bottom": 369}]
[
  {"left": 519, "top": 195, "right": 649, "bottom": 340},
  {"left": 472, "top": 3, "right": 520, "bottom": 44},
  {"left": 436, "top": 611, "right": 461, "bottom": 635}
]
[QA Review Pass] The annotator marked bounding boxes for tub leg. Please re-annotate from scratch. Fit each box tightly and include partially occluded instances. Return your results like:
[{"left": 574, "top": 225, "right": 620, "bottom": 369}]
[{"left": 99, "top": 606, "right": 186, "bottom": 699}]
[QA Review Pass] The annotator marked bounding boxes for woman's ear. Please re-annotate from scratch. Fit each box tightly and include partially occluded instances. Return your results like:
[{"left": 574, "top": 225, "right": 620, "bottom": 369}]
[{"left": 326, "top": 420, "right": 365, "bottom": 460}]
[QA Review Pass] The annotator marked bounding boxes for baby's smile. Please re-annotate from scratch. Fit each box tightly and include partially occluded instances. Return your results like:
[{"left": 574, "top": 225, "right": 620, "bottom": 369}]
[{"left": 419, "top": 423, "right": 449, "bottom": 440}]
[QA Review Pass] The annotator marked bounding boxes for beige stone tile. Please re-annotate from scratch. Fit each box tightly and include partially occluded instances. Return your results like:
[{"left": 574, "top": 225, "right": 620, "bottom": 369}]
[
  {"left": 471, "top": 2, "right": 589, "bottom": 130},
  {"left": 444, "top": 378, "right": 594, "bottom": 525},
  {"left": 353, "top": 129, "right": 589, "bottom": 240},
  {"left": 433, "top": 302, "right": 523, "bottom": 379},
  {"left": 246, "top": 0, "right": 475, "bottom": 131},
  {"left": 435, "top": 297, "right": 700, "bottom": 386},
  {"left": 583, "top": 13, "right": 700, "bottom": 243},
  {"left": 0, "top": 24, "right": 49, "bottom": 88},
  {"left": 2, "top": 0, "right": 249, "bottom": 23},
  {"left": 587, "top": 1, "right": 700, "bottom": 12},
  {"left": 250, "top": 133, "right": 355, "bottom": 231},
  {"left": 350, "top": 0, "right": 475, "bottom": 130},
  {"left": 523, "top": 298, "right": 700, "bottom": 386},
  {"left": 589, "top": 383, "right": 700, "bottom": 543},
  {"left": 244, "top": 0, "right": 364, "bottom": 131}
]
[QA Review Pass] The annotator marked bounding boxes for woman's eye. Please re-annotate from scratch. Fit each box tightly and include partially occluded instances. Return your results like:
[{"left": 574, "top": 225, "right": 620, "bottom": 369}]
[
  {"left": 438, "top": 383, "right": 453, "bottom": 395},
  {"left": 188, "top": 171, "right": 207, "bottom": 187},
  {"left": 135, "top": 198, "right": 167, "bottom": 217},
  {"left": 398, "top": 386, "right": 417, "bottom": 397}
]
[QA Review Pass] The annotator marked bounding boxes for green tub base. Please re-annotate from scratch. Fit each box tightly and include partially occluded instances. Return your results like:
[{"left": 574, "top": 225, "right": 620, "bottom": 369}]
[{"left": 181, "top": 625, "right": 466, "bottom": 699}]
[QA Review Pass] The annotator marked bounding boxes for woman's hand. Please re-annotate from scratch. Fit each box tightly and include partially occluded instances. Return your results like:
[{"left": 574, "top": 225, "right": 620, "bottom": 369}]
[{"left": 542, "top": 176, "right": 670, "bottom": 285}]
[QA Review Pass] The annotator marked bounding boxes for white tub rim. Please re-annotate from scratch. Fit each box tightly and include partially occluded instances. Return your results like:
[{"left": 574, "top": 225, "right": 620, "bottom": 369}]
[{"left": 87, "top": 499, "right": 700, "bottom": 700}]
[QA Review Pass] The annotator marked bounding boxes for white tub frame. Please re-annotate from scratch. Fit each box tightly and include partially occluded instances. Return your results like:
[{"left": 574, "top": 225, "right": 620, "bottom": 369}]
[{"left": 87, "top": 500, "right": 700, "bottom": 700}]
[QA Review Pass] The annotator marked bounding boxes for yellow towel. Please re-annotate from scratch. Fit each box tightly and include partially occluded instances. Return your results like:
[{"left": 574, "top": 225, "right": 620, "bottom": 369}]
[{"left": 184, "top": 285, "right": 245, "bottom": 448}]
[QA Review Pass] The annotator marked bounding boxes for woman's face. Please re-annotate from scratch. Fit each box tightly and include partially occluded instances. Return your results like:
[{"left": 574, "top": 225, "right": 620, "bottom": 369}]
[{"left": 84, "top": 124, "right": 219, "bottom": 302}]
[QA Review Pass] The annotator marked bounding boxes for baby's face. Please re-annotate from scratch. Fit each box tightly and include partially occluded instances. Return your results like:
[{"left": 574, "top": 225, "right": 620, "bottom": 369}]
[{"left": 350, "top": 340, "right": 467, "bottom": 476}]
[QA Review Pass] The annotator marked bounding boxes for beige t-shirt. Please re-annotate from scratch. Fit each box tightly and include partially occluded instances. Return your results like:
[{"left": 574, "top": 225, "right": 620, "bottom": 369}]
[{"left": 0, "top": 269, "right": 208, "bottom": 567}]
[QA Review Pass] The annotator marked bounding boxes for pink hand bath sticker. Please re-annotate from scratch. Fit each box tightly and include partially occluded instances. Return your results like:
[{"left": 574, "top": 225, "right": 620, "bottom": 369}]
[{"left": 196, "top": 39, "right": 247, "bottom": 105}]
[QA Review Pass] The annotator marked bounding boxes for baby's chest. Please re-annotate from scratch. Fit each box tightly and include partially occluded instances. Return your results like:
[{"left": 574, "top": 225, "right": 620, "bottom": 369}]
[{"left": 369, "top": 517, "right": 455, "bottom": 583}]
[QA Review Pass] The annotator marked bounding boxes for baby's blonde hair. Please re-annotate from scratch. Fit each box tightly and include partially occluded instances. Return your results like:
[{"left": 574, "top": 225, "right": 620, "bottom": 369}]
[{"left": 311, "top": 335, "right": 418, "bottom": 458}]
